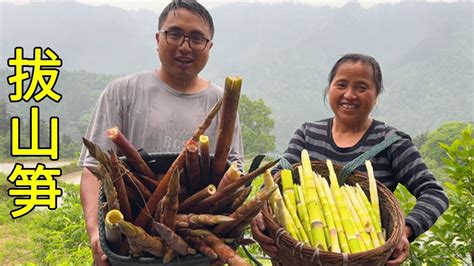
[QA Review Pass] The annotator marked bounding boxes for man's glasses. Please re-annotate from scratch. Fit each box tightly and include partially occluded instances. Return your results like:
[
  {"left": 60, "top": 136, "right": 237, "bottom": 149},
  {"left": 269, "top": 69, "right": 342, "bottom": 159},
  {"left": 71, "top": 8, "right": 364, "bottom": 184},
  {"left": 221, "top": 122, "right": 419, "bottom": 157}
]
[{"left": 159, "top": 30, "right": 211, "bottom": 51}]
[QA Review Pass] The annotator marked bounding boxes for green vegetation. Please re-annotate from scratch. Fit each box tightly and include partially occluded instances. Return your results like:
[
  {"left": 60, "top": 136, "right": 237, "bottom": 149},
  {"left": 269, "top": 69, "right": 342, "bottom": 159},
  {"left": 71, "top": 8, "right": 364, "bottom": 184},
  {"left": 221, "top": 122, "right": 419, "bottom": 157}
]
[
  {"left": 1, "top": 174, "right": 91, "bottom": 265},
  {"left": 239, "top": 94, "right": 276, "bottom": 156},
  {"left": 403, "top": 124, "right": 473, "bottom": 265},
  {"left": 1, "top": 121, "right": 472, "bottom": 264}
]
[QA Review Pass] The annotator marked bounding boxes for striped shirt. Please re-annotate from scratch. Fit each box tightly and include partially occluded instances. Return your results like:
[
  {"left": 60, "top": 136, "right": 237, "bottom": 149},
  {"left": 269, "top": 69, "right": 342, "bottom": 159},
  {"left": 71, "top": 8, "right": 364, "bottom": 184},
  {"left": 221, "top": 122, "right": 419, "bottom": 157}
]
[{"left": 274, "top": 118, "right": 449, "bottom": 242}]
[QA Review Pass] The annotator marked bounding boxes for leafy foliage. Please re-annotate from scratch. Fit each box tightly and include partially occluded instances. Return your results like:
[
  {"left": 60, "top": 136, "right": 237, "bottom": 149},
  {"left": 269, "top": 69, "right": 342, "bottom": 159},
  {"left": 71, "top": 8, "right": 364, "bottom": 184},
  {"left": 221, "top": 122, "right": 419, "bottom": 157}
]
[
  {"left": 0, "top": 173, "right": 92, "bottom": 265},
  {"left": 30, "top": 182, "right": 91, "bottom": 264},
  {"left": 419, "top": 122, "right": 471, "bottom": 166},
  {"left": 239, "top": 94, "right": 276, "bottom": 156},
  {"left": 400, "top": 124, "right": 473, "bottom": 265}
]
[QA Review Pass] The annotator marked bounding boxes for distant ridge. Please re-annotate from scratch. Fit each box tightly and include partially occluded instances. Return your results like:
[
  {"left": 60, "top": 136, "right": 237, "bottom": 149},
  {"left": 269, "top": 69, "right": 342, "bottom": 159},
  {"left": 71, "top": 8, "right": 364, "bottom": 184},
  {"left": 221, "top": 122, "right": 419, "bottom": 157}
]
[{"left": 1, "top": 2, "right": 472, "bottom": 150}]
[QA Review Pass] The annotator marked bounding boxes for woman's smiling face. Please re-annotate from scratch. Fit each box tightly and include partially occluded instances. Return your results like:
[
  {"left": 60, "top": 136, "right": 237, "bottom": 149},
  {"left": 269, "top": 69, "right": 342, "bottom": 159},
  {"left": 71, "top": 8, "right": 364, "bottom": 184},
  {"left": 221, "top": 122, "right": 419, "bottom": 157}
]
[{"left": 328, "top": 61, "right": 378, "bottom": 127}]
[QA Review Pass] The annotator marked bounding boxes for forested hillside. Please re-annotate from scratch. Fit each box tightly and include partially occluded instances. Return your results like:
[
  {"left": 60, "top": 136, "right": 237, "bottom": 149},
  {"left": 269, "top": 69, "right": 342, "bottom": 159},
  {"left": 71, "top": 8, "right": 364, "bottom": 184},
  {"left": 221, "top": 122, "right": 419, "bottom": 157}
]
[{"left": 1, "top": 1, "right": 472, "bottom": 150}]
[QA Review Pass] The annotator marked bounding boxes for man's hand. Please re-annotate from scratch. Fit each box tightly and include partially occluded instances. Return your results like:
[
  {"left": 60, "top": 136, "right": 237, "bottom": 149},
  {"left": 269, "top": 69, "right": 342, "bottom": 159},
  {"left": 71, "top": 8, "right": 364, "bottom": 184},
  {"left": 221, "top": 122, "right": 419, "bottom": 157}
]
[
  {"left": 90, "top": 232, "right": 109, "bottom": 266},
  {"left": 386, "top": 226, "right": 411, "bottom": 266},
  {"left": 250, "top": 212, "right": 278, "bottom": 258},
  {"left": 80, "top": 168, "right": 109, "bottom": 266}
]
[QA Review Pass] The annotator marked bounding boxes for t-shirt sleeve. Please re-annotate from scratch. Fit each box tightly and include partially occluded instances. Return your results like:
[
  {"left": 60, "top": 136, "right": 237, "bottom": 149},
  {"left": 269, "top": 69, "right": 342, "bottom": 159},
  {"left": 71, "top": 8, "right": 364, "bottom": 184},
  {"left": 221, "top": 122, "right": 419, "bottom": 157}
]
[{"left": 77, "top": 82, "right": 123, "bottom": 168}]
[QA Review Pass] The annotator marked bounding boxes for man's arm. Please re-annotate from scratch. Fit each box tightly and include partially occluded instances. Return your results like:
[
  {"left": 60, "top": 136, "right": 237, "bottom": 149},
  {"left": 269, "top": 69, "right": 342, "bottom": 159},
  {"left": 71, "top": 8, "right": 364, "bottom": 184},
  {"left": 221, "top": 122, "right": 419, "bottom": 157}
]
[{"left": 80, "top": 167, "right": 109, "bottom": 265}]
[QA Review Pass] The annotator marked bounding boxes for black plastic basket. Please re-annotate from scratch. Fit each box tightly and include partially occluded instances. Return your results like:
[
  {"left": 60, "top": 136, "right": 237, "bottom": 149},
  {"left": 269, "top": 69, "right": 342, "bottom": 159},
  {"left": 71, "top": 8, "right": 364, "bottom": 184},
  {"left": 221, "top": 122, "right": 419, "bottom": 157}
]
[{"left": 98, "top": 152, "right": 227, "bottom": 266}]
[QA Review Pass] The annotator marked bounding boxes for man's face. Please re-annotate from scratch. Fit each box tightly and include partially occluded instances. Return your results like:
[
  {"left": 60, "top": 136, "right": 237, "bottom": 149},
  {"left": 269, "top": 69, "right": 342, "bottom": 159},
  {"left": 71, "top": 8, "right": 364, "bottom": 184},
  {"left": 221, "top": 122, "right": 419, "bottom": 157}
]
[{"left": 156, "top": 8, "right": 213, "bottom": 83}]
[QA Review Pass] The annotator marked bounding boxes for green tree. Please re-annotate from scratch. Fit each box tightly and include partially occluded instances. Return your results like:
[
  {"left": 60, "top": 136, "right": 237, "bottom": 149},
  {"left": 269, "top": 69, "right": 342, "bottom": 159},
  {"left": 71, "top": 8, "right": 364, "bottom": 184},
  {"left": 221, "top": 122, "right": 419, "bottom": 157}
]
[
  {"left": 238, "top": 94, "right": 276, "bottom": 156},
  {"left": 412, "top": 131, "right": 428, "bottom": 149},
  {"left": 405, "top": 124, "right": 473, "bottom": 265},
  {"left": 419, "top": 122, "right": 471, "bottom": 167},
  {"left": 0, "top": 100, "right": 9, "bottom": 135},
  {"left": 0, "top": 100, "right": 11, "bottom": 158}
]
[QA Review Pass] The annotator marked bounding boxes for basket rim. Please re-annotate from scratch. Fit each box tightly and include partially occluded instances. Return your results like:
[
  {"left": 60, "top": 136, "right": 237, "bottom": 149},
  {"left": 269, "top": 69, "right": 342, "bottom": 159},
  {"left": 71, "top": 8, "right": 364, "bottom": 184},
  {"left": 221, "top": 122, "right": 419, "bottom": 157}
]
[{"left": 263, "top": 160, "right": 405, "bottom": 263}]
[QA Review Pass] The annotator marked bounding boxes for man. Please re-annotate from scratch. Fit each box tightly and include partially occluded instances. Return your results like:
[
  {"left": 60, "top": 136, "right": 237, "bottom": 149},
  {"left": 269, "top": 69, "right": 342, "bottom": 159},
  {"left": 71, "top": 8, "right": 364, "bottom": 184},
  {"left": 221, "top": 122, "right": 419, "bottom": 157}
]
[{"left": 78, "top": 1, "right": 244, "bottom": 264}]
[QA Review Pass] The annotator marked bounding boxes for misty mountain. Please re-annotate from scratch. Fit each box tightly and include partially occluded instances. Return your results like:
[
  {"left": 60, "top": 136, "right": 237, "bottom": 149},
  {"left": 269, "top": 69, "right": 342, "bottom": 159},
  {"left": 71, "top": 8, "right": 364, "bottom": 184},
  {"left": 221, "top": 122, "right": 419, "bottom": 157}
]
[{"left": 0, "top": 1, "right": 472, "bottom": 151}]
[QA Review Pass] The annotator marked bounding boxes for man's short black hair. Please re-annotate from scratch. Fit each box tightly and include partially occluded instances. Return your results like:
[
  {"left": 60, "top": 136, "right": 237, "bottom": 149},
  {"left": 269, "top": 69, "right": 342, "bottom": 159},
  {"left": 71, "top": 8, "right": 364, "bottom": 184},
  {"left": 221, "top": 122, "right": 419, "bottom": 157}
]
[{"left": 158, "top": 0, "right": 215, "bottom": 38}]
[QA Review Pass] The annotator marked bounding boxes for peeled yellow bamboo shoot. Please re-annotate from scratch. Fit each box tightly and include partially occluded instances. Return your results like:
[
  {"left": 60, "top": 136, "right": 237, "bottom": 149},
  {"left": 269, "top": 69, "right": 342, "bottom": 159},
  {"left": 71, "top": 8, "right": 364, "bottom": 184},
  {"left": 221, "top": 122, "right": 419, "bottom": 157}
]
[
  {"left": 275, "top": 198, "right": 300, "bottom": 240},
  {"left": 295, "top": 184, "right": 312, "bottom": 245},
  {"left": 105, "top": 209, "right": 123, "bottom": 250},
  {"left": 263, "top": 170, "right": 278, "bottom": 211},
  {"left": 321, "top": 177, "right": 350, "bottom": 253},
  {"left": 314, "top": 173, "right": 340, "bottom": 253},
  {"left": 326, "top": 160, "right": 361, "bottom": 253},
  {"left": 281, "top": 169, "right": 310, "bottom": 244},
  {"left": 281, "top": 170, "right": 297, "bottom": 212},
  {"left": 264, "top": 170, "right": 300, "bottom": 240},
  {"left": 340, "top": 186, "right": 370, "bottom": 251},
  {"left": 355, "top": 184, "right": 385, "bottom": 245},
  {"left": 301, "top": 150, "right": 327, "bottom": 250},
  {"left": 365, "top": 160, "right": 381, "bottom": 230},
  {"left": 345, "top": 185, "right": 381, "bottom": 248}
]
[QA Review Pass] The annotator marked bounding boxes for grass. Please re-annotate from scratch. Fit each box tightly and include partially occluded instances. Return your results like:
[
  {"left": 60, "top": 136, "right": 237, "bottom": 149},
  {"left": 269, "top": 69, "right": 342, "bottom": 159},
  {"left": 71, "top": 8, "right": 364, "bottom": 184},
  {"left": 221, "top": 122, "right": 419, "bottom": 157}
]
[
  {"left": 1, "top": 172, "right": 92, "bottom": 265},
  {"left": 0, "top": 157, "right": 274, "bottom": 265},
  {"left": 60, "top": 161, "right": 82, "bottom": 175}
]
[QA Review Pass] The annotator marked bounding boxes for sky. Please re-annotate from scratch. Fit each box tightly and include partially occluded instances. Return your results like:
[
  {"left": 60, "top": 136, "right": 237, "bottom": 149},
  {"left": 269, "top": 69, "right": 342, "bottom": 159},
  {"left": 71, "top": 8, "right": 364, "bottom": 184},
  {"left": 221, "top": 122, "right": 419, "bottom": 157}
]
[
  {"left": 0, "top": 0, "right": 416, "bottom": 12},
  {"left": 1, "top": 0, "right": 460, "bottom": 12},
  {"left": 0, "top": 0, "right": 457, "bottom": 13},
  {"left": 74, "top": 0, "right": 399, "bottom": 11}
]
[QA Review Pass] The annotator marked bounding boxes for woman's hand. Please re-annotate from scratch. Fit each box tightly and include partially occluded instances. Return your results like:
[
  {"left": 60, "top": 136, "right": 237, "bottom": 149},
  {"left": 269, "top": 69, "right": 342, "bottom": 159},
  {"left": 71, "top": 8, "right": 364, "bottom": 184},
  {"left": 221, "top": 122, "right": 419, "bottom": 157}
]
[
  {"left": 386, "top": 226, "right": 411, "bottom": 266},
  {"left": 250, "top": 212, "right": 279, "bottom": 258}
]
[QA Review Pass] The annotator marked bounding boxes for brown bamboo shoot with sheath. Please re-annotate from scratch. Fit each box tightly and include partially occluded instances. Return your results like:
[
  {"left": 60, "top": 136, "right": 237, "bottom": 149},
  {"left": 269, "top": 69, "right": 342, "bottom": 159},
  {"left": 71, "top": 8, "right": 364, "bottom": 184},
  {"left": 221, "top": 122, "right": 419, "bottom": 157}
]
[
  {"left": 102, "top": 171, "right": 120, "bottom": 211},
  {"left": 208, "top": 187, "right": 244, "bottom": 214},
  {"left": 199, "top": 135, "right": 211, "bottom": 185},
  {"left": 228, "top": 186, "right": 252, "bottom": 213},
  {"left": 109, "top": 151, "right": 132, "bottom": 221},
  {"left": 108, "top": 210, "right": 165, "bottom": 257},
  {"left": 217, "top": 161, "right": 241, "bottom": 190},
  {"left": 185, "top": 140, "right": 202, "bottom": 194},
  {"left": 196, "top": 159, "right": 279, "bottom": 213},
  {"left": 179, "top": 184, "right": 216, "bottom": 213},
  {"left": 134, "top": 98, "right": 223, "bottom": 228},
  {"left": 106, "top": 127, "right": 155, "bottom": 179},
  {"left": 121, "top": 166, "right": 152, "bottom": 201},
  {"left": 160, "top": 168, "right": 180, "bottom": 230},
  {"left": 152, "top": 222, "right": 196, "bottom": 256},
  {"left": 212, "top": 185, "right": 276, "bottom": 236},
  {"left": 176, "top": 213, "right": 234, "bottom": 227},
  {"left": 211, "top": 77, "right": 242, "bottom": 185},
  {"left": 182, "top": 234, "right": 218, "bottom": 259},
  {"left": 185, "top": 229, "right": 249, "bottom": 266},
  {"left": 82, "top": 137, "right": 111, "bottom": 172}
]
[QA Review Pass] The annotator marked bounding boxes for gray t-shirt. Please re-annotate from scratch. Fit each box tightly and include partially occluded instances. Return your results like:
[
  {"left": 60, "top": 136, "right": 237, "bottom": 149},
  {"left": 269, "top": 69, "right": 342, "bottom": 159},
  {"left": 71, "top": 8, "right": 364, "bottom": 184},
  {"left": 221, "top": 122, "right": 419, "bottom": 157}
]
[{"left": 78, "top": 70, "right": 244, "bottom": 168}]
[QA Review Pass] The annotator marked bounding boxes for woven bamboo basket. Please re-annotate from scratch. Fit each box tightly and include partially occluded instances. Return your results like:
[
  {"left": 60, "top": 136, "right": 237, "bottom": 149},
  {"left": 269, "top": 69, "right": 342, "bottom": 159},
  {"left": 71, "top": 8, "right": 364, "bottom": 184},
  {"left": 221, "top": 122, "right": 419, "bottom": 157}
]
[
  {"left": 98, "top": 153, "right": 231, "bottom": 266},
  {"left": 262, "top": 160, "right": 405, "bottom": 266}
]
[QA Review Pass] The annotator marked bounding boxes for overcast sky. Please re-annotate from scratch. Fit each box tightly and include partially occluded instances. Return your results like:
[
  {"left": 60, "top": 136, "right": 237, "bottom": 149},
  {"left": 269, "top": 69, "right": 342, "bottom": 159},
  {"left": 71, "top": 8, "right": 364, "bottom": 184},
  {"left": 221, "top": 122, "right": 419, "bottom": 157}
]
[
  {"left": 74, "top": 0, "right": 399, "bottom": 11},
  {"left": 3, "top": 0, "right": 447, "bottom": 13},
  {"left": 2, "top": 1, "right": 461, "bottom": 12},
  {"left": 0, "top": 0, "right": 457, "bottom": 13}
]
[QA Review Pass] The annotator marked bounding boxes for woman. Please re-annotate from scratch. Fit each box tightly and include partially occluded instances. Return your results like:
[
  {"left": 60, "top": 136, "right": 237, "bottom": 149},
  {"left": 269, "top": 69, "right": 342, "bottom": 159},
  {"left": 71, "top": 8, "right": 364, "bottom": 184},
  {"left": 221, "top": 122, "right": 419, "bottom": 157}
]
[{"left": 251, "top": 53, "right": 448, "bottom": 265}]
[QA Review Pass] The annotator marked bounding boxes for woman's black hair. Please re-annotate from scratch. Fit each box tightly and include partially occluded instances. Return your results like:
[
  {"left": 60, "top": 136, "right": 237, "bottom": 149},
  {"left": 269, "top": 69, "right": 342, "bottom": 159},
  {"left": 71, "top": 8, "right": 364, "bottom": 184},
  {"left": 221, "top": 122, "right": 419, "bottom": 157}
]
[{"left": 324, "top": 53, "right": 384, "bottom": 96}]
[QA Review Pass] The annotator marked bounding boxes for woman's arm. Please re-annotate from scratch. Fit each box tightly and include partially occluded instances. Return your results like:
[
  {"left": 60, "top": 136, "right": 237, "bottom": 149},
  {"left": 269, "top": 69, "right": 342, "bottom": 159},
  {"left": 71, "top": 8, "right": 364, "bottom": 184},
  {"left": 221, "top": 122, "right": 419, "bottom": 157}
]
[{"left": 390, "top": 137, "right": 449, "bottom": 241}]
